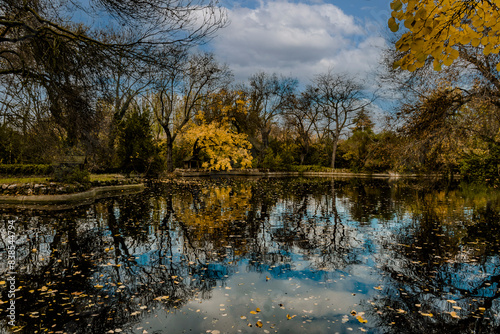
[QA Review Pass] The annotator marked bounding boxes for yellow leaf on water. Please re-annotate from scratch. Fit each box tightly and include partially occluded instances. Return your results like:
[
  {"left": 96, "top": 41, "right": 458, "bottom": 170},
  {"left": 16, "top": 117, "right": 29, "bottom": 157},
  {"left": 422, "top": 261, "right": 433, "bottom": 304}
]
[
  {"left": 356, "top": 315, "right": 368, "bottom": 323},
  {"left": 446, "top": 300, "right": 456, "bottom": 304},
  {"left": 250, "top": 311, "right": 257, "bottom": 314},
  {"left": 420, "top": 312, "right": 433, "bottom": 317},
  {"left": 255, "top": 308, "right": 261, "bottom": 312},
  {"left": 154, "top": 296, "right": 169, "bottom": 301},
  {"left": 0, "top": 281, "right": 6, "bottom": 285},
  {"left": 450, "top": 311, "right": 460, "bottom": 319},
  {"left": 256, "top": 321, "right": 263, "bottom": 328}
]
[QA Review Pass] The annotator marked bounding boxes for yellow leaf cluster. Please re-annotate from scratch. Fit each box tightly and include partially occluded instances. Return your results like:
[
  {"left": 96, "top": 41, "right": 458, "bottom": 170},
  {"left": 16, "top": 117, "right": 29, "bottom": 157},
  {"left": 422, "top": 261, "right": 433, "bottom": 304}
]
[
  {"left": 184, "top": 113, "right": 253, "bottom": 171},
  {"left": 389, "top": 0, "right": 500, "bottom": 71},
  {"left": 202, "top": 89, "right": 250, "bottom": 124}
]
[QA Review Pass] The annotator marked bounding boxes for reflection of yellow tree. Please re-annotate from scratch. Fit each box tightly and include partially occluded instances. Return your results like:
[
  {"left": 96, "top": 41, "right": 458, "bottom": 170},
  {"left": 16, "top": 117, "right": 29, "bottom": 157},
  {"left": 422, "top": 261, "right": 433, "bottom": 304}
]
[{"left": 173, "top": 184, "right": 253, "bottom": 255}]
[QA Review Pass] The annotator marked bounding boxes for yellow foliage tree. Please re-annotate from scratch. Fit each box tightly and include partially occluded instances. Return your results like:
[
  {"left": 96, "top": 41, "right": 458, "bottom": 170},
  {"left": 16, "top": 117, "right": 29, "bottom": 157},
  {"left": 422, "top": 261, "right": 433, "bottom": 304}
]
[
  {"left": 183, "top": 113, "right": 253, "bottom": 171},
  {"left": 202, "top": 89, "right": 250, "bottom": 123},
  {"left": 389, "top": 0, "right": 500, "bottom": 72}
]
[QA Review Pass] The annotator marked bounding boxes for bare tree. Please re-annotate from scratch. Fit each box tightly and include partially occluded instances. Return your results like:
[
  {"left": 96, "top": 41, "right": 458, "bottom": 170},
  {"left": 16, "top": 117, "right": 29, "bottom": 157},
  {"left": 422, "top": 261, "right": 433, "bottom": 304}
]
[
  {"left": 151, "top": 52, "right": 232, "bottom": 172},
  {"left": 309, "top": 70, "right": 372, "bottom": 169},
  {"left": 284, "top": 92, "right": 322, "bottom": 165},
  {"left": 247, "top": 72, "right": 298, "bottom": 154},
  {"left": 0, "top": 0, "right": 228, "bottom": 150}
]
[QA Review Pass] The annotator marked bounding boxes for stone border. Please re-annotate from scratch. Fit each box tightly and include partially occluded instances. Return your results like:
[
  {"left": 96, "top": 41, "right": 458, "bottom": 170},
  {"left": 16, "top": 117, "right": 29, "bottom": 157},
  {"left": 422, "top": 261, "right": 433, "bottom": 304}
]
[
  {"left": 0, "top": 183, "right": 145, "bottom": 210},
  {"left": 173, "top": 169, "right": 450, "bottom": 179}
]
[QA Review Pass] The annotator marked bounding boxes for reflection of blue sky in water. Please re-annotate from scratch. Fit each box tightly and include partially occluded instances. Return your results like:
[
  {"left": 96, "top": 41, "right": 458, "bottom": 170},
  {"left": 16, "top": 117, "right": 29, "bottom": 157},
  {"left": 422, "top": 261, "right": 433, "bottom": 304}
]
[{"left": 1, "top": 178, "right": 500, "bottom": 333}]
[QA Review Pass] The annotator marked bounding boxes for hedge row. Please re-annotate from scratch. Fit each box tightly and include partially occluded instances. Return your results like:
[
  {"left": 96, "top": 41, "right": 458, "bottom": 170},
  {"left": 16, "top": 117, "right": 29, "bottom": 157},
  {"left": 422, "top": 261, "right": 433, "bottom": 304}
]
[{"left": 0, "top": 164, "right": 54, "bottom": 176}]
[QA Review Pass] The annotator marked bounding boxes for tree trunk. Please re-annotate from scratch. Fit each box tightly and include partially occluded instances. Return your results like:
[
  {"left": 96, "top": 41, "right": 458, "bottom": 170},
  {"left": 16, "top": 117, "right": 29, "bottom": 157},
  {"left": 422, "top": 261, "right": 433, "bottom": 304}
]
[
  {"left": 261, "top": 128, "right": 271, "bottom": 151},
  {"left": 300, "top": 137, "right": 310, "bottom": 165},
  {"left": 331, "top": 137, "right": 339, "bottom": 169},
  {"left": 166, "top": 132, "right": 174, "bottom": 173}
]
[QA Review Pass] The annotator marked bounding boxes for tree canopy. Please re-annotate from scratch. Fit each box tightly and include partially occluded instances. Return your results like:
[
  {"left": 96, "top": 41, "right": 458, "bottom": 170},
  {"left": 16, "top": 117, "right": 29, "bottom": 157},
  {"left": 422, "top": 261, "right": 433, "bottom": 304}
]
[
  {"left": 389, "top": 0, "right": 500, "bottom": 72},
  {"left": 0, "top": 0, "right": 227, "bottom": 146}
]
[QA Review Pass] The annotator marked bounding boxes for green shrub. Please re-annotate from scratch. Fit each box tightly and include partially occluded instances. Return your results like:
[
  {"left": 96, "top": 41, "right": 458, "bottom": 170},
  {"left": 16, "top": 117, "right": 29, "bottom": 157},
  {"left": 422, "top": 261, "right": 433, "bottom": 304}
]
[
  {"left": 117, "top": 109, "right": 165, "bottom": 176},
  {"left": 289, "top": 165, "right": 335, "bottom": 173},
  {"left": 52, "top": 165, "right": 90, "bottom": 184},
  {"left": 0, "top": 164, "right": 54, "bottom": 176}
]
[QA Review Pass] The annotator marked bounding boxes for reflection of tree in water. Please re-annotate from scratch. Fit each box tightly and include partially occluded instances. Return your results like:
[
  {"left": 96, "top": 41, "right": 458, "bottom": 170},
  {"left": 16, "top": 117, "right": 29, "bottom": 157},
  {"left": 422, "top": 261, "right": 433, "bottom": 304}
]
[
  {"left": 0, "top": 192, "right": 232, "bottom": 333},
  {"left": 2, "top": 178, "right": 500, "bottom": 333},
  {"left": 366, "top": 189, "right": 500, "bottom": 333},
  {"left": 267, "top": 179, "right": 363, "bottom": 272}
]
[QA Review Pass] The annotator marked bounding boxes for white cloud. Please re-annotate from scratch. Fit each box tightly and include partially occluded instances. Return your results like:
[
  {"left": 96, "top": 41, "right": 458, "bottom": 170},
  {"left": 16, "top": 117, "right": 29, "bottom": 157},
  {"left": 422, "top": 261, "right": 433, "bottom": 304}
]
[{"left": 212, "top": 0, "right": 387, "bottom": 85}]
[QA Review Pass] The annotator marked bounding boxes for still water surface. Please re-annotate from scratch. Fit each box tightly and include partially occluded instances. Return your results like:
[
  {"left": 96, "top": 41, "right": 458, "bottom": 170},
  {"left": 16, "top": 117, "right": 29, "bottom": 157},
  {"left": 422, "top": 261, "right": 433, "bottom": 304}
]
[{"left": 1, "top": 177, "right": 500, "bottom": 333}]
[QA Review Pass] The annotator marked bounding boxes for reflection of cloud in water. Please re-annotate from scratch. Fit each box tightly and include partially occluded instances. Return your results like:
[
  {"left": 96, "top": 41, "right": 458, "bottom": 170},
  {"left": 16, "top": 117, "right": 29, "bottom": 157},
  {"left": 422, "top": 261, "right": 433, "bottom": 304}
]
[
  {"left": 140, "top": 270, "right": 377, "bottom": 333},
  {"left": 1, "top": 178, "right": 500, "bottom": 333}
]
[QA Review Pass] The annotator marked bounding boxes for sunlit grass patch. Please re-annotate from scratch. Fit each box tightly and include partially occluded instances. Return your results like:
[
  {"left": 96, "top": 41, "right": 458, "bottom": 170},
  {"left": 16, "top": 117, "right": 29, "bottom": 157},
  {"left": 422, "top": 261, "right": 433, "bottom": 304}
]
[
  {"left": 0, "top": 176, "right": 50, "bottom": 184},
  {"left": 89, "top": 174, "right": 126, "bottom": 182}
]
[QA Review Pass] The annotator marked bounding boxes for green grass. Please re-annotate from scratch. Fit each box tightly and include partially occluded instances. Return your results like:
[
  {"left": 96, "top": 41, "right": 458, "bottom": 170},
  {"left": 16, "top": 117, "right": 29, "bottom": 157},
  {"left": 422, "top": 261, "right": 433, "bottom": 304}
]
[
  {"left": 0, "top": 174, "right": 126, "bottom": 184},
  {"left": 289, "top": 165, "right": 352, "bottom": 173},
  {"left": 90, "top": 174, "right": 126, "bottom": 182},
  {"left": 0, "top": 176, "right": 50, "bottom": 184}
]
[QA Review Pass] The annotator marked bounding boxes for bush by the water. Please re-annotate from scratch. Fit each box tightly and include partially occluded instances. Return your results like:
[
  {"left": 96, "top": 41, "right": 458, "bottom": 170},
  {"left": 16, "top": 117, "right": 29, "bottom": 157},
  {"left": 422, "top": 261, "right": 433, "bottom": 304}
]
[
  {"left": 52, "top": 166, "right": 90, "bottom": 184},
  {"left": 0, "top": 164, "right": 53, "bottom": 176}
]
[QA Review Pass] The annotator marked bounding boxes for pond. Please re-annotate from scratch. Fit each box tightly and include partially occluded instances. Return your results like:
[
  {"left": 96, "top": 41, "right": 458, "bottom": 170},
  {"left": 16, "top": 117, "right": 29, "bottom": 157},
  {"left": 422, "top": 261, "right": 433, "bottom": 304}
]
[{"left": 1, "top": 177, "right": 500, "bottom": 334}]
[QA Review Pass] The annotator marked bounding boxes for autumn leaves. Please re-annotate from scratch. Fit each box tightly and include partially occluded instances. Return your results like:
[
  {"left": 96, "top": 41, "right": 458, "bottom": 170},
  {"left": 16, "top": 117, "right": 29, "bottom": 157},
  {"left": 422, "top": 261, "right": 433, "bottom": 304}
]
[{"left": 389, "top": 0, "right": 500, "bottom": 72}]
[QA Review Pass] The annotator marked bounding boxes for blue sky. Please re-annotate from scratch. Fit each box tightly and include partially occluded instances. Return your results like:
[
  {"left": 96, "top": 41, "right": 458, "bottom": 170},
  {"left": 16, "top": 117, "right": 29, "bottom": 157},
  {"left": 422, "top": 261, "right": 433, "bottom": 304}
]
[{"left": 211, "top": 0, "right": 393, "bottom": 85}]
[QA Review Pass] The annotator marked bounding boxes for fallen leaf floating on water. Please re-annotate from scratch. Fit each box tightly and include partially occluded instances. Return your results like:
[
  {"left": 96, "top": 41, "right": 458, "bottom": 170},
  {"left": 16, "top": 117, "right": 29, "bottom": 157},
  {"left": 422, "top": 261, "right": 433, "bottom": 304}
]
[
  {"left": 154, "top": 296, "right": 169, "bottom": 301},
  {"left": 240, "top": 316, "right": 247, "bottom": 320},
  {"left": 420, "top": 312, "right": 433, "bottom": 317},
  {"left": 256, "top": 308, "right": 261, "bottom": 312},
  {"left": 350, "top": 310, "right": 357, "bottom": 316},
  {"left": 266, "top": 276, "right": 270, "bottom": 281},
  {"left": 446, "top": 300, "right": 457, "bottom": 304},
  {"left": 450, "top": 311, "right": 460, "bottom": 319},
  {"left": 356, "top": 315, "right": 368, "bottom": 323},
  {"left": 373, "top": 286, "right": 382, "bottom": 290},
  {"left": 256, "top": 321, "right": 263, "bottom": 328},
  {"left": 286, "top": 314, "right": 296, "bottom": 320}
]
